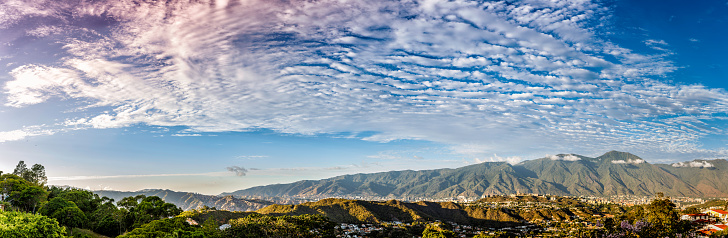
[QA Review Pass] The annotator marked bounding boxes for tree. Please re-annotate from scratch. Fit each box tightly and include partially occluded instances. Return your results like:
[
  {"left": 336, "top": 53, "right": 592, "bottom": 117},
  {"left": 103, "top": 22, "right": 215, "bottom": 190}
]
[
  {"left": 11, "top": 161, "right": 47, "bottom": 186},
  {"left": 59, "top": 189, "right": 102, "bottom": 214},
  {"left": 202, "top": 216, "right": 222, "bottom": 238},
  {"left": 683, "top": 207, "right": 701, "bottom": 215},
  {"left": 13, "top": 185, "right": 48, "bottom": 213},
  {"left": 12, "top": 161, "right": 28, "bottom": 178},
  {"left": 39, "top": 197, "right": 88, "bottom": 228},
  {"left": 51, "top": 206, "right": 87, "bottom": 228},
  {"left": 605, "top": 196, "right": 698, "bottom": 238},
  {"left": 0, "top": 174, "right": 26, "bottom": 202},
  {"left": 40, "top": 197, "right": 76, "bottom": 216},
  {"left": 89, "top": 198, "right": 122, "bottom": 236},
  {"left": 645, "top": 196, "right": 685, "bottom": 237},
  {"left": 118, "top": 195, "right": 183, "bottom": 231},
  {"left": 0, "top": 210, "right": 66, "bottom": 238},
  {"left": 1, "top": 174, "right": 48, "bottom": 213},
  {"left": 422, "top": 223, "right": 456, "bottom": 238},
  {"left": 30, "top": 164, "right": 47, "bottom": 186}
]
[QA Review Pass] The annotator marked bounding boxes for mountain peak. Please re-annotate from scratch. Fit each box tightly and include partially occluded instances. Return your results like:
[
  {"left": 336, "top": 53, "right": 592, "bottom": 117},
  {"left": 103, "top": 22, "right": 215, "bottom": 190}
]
[{"left": 597, "top": 151, "right": 647, "bottom": 165}]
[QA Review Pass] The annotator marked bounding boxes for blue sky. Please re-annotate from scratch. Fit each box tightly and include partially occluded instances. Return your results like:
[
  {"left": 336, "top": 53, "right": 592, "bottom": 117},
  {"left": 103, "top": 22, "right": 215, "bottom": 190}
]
[{"left": 1, "top": 0, "right": 727, "bottom": 194}]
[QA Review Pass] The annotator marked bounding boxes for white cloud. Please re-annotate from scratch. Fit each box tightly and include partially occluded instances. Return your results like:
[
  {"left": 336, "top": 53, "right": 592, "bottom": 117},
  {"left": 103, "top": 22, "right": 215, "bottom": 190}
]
[
  {"left": 171, "top": 133, "right": 202, "bottom": 137},
  {"left": 475, "top": 154, "right": 523, "bottom": 165},
  {"left": 671, "top": 160, "right": 714, "bottom": 168},
  {"left": 0, "top": 127, "right": 54, "bottom": 142},
  {"left": 0, "top": 129, "right": 34, "bottom": 142},
  {"left": 1, "top": 0, "right": 727, "bottom": 161},
  {"left": 548, "top": 154, "right": 581, "bottom": 161},
  {"left": 26, "top": 25, "right": 64, "bottom": 37},
  {"left": 611, "top": 159, "right": 646, "bottom": 164},
  {"left": 235, "top": 155, "right": 268, "bottom": 160}
]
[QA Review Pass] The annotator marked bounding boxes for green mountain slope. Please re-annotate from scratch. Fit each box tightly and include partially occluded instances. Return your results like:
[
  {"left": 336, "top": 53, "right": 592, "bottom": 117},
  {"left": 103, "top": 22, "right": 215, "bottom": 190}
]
[{"left": 226, "top": 151, "right": 728, "bottom": 198}]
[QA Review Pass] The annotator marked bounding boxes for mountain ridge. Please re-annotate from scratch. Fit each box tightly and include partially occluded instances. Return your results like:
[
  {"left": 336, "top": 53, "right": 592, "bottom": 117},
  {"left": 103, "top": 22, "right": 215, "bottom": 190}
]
[
  {"left": 224, "top": 151, "right": 728, "bottom": 199},
  {"left": 93, "top": 189, "right": 274, "bottom": 212}
]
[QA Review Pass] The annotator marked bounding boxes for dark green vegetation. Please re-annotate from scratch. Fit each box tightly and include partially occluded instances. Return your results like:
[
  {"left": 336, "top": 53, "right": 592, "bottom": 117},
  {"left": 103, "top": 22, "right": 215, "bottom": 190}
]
[
  {"left": 116, "top": 211, "right": 335, "bottom": 238},
  {"left": 94, "top": 189, "right": 272, "bottom": 212},
  {"left": 1, "top": 161, "right": 181, "bottom": 237},
  {"left": 227, "top": 151, "right": 728, "bottom": 198},
  {"left": 0, "top": 211, "right": 66, "bottom": 238}
]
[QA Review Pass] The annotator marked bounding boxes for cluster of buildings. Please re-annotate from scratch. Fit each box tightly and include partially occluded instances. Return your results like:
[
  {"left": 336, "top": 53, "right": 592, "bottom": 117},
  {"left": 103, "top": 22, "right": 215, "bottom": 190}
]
[
  {"left": 334, "top": 221, "right": 520, "bottom": 238},
  {"left": 335, "top": 223, "right": 385, "bottom": 237},
  {"left": 681, "top": 209, "right": 728, "bottom": 236}
]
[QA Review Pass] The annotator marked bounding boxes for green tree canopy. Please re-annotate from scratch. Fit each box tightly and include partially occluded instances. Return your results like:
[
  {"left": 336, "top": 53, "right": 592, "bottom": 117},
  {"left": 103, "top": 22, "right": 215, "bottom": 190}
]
[
  {"left": 117, "top": 217, "right": 204, "bottom": 238},
  {"left": 645, "top": 196, "right": 691, "bottom": 237},
  {"left": 12, "top": 161, "right": 47, "bottom": 186},
  {"left": 0, "top": 210, "right": 66, "bottom": 238},
  {"left": 59, "top": 189, "right": 102, "bottom": 214},
  {"left": 422, "top": 223, "right": 457, "bottom": 238},
  {"left": 1, "top": 174, "right": 47, "bottom": 213},
  {"left": 89, "top": 199, "right": 122, "bottom": 237},
  {"left": 39, "top": 197, "right": 88, "bottom": 228},
  {"left": 39, "top": 197, "right": 77, "bottom": 216},
  {"left": 223, "top": 213, "right": 335, "bottom": 238},
  {"left": 51, "top": 206, "right": 87, "bottom": 228},
  {"left": 118, "top": 195, "right": 183, "bottom": 231}
]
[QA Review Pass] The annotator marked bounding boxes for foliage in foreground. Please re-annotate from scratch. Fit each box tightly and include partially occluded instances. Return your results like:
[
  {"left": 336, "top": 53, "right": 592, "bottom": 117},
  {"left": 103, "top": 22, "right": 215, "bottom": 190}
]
[
  {"left": 224, "top": 213, "right": 335, "bottom": 238},
  {"left": 0, "top": 211, "right": 66, "bottom": 238},
  {"left": 117, "top": 217, "right": 205, "bottom": 238},
  {"left": 119, "top": 213, "right": 336, "bottom": 238},
  {"left": 2, "top": 160, "right": 183, "bottom": 238}
]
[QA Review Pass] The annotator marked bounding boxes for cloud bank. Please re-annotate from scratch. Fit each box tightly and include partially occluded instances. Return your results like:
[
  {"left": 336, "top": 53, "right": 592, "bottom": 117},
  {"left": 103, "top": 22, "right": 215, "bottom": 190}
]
[
  {"left": 671, "top": 160, "right": 714, "bottom": 168},
  {"left": 1, "top": 0, "right": 728, "bottom": 159}
]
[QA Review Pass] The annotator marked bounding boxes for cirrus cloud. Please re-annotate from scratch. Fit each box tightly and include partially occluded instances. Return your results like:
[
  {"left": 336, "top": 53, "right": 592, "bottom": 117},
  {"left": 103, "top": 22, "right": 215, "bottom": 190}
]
[{"left": 1, "top": 0, "right": 728, "bottom": 161}]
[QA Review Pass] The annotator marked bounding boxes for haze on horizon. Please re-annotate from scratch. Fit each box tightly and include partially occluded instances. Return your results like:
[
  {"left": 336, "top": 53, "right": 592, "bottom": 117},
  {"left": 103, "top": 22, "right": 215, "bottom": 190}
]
[{"left": 1, "top": 0, "right": 727, "bottom": 195}]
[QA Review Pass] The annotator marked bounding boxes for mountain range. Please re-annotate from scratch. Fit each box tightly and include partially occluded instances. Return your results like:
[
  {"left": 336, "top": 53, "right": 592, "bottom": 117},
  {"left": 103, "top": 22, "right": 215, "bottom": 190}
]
[
  {"left": 224, "top": 151, "right": 728, "bottom": 199},
  {"left": 93, "top": 189, "right": 273, "bottom": 211}
]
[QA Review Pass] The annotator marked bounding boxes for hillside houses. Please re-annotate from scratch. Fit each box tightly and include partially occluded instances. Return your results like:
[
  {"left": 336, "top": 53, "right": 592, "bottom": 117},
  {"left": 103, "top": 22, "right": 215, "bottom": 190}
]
[
  {"left": 684, "top": 209, "right": 728, "bottom": 236},
  {"left": 707, "top": 209, "right": 728, "bottom": 223}
]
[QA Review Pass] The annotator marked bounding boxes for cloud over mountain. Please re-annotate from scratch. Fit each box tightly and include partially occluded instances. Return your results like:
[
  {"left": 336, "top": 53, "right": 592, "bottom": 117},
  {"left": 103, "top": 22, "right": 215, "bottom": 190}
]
[
  {"left": 611, "top": 158, "right": 645, "bottom": 164},
  {"left": 671, "top": 160, "right": 714, "bottom": 168},
  {"left": 548, "top": 154, "right": 580, "bottom": 161},
  {"left": 1, "top": 0, "right": 728, "bottom": 160}
]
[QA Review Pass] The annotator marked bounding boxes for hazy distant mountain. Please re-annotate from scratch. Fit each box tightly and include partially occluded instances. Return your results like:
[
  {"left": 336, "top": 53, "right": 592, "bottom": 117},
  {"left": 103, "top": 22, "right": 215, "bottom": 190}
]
[
  {"left": 93, "top": 189, "right": 273, "bottom": 211},
  {"left": 225, "top": 151, "right": 728, "bottom": 198}
]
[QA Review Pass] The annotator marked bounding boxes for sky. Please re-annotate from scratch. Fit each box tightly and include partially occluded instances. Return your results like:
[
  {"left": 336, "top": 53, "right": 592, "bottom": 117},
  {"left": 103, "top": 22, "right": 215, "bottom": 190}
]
[{"left": 0, "top": 0, "right": 727, "bottom": 195}]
